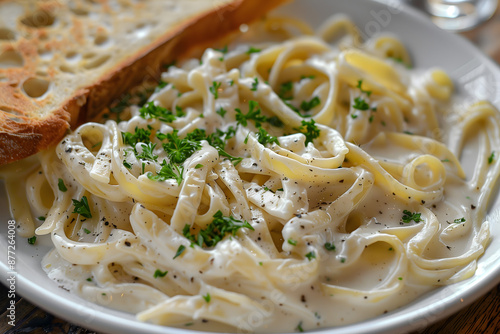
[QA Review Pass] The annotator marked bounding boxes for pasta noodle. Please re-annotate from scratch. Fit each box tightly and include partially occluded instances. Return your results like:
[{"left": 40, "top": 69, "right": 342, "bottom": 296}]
[{"left": 2, "top": 14, "right": 500, "bottom": 333}]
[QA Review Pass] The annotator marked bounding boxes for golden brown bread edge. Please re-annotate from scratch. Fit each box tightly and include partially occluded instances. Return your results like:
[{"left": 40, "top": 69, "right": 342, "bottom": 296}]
[{"left": 0, "top": 0, "right": 289, "bottom": 166}]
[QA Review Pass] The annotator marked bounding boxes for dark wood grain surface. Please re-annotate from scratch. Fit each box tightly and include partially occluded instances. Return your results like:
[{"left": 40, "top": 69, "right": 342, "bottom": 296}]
[{"left": 2, "top": 1, "right": 500, "bottom": 333}]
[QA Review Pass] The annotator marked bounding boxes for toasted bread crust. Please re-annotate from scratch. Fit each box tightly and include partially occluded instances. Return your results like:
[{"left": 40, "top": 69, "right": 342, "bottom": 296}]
[{"left": 0, "top": 0, "right": 288, "bottom": 165}]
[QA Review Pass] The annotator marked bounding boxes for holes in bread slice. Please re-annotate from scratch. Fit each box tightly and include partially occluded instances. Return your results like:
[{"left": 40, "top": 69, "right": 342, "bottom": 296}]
[
  {"left": 0, "top": 28, "right": 16, "bottom": 41},
  {"left": 0, "top": 106, "right": 27, "bottom": 123},
  {"left": 83, "top": 54, "right": 110, "bottom": 70},
  {"left": 94, "top": 33, "right": 110, "bottom": 47},
  {"left": 20, "top": 10, "right": 56, "bottom": 28},
  {"left": 22, "top": 77, "right": 51, "bottom": 98},
  {"left": 0, "top": 50, "right": 23, "bottom": 68}
]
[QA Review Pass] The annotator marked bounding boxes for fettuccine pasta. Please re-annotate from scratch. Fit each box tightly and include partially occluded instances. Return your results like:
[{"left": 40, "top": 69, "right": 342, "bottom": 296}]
[{"left": 2, "top": 14, "right": 500, "bottom": 333}]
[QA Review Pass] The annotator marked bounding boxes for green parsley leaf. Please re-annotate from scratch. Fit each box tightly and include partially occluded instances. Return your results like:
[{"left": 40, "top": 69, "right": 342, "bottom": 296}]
[
  {"left": 86, "top": 277, "right": 92, "bottom": 282},
  {"left": 139, "top": 101, "right": 181, "bottom": 123},
  {"left": 38, "top": 216, "right": 46, "bottom": 221},
  {"left": 267, "top": 116, "right": 284, "bottom": 128},
  {"left": 148, "top": 160, "right": 184, "bottom": 185},
  {"left": 324, "top": 242, "right": 336, "bottom": 251},
  {"left": 356, "top": 79, "right": 372, "bottom": 96},
  {"left": 109, "top": 94, "right": 131, "bottom": 123},
  {"left": 72, "top": 196, "right": 92, "bottom": 218},
  {"left": 202, "top": 293, "right": 211, "bottom": 303},
  {"left": 209, "top": 81, "right": 222, "bottom": 99},
  {"left": 215, "top": 45, "right": 228, "bottom": 54},
  {"left": 83, "top": 228, "right": 91, "bottom": 234},
  {"left": 453, "top": 217, "right": 466, "bottom": 224},
  {"left": 488, "top": 151, "right": 495, "bottom": 164},
  {"left": 300, "top": 96, "right": 320, "bottom": 112},
  {"left": 160, "top": 130, "right": 202, "bottom": 164},
  {"left": 216, "top": 107, "right": 227, "bottom": 117},
  {"left": 123, "top": 160, "right": 132, "bottom": 169},
  {"left": 294, "top": 119, "right": 321, "bottom": 145},
  {"left": 183, "top": 211, "right": 254, "bottom": 248},
  {"left": 296, "top": 321, "right": 304, "bottom": 333},
  {"left": 246, "top": 46, "right": 261, "bottom": 54},
  {"left": 27, "top": 236, "right": 37, "bottom": 245},
  {"left": 195, "top": 164, "right": 204, "bottom": 169},
  {"left": 352, "top": 96, "right": 370, "bottom": 111},
  {"left": 135, "top": 142, "right": 158, "bottom": 162},
  {"left": 279, "top": 81, "right": 293, "bottom": 100},
  {"left": 121, "top": 127, "right": 151, "bottom": 146},
  {"left": 58, "top": 178, "right": 67, "bottom": 192},
  {"left": 174, "top": 245, "right": 186, "bottom": 259},
  {"left": 305, "top": 251, "right": 316, "bottom": 261},
  {"left": 401, "top": 210, "right": 422, "bottom": 224},
  {"left": 236, "top": 100, "right": 267, "bottom": 127},
  {"left": 153, "top": 269, "right": 168, "bottom": 278},
  {"left": 256, "top": 127, "right": 279, "bottom": 146},
  {"left": 288, "top": 239, "right": 297, "bottom": 246},
  {"left": 251, "top": 77, "right": 259, "bottom": 91}
]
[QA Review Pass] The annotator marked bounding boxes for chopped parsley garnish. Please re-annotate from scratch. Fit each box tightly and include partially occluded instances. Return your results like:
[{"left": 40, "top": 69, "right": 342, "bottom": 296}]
[
  {"left": 296, "top": 321, "right": 304, "bottom": 332},
  {"left": 267, "top": 116, "right": 284, "bottom": 128},
  {"left": 236, "top": 100, "right": 267, "bottom": 127},
  {"left": 203, "top": 128, "right": 243, "bottom": 166},
  {"left": 300, "top": 96, "right": 320, "bottom": 112},
  {"left": 159, "top": 130, "right": 202, "bottom": 164},
  {"left": 246, "top": 46, "right": 261, "bottom": 54},
  {"left": 38, "top": 216, "right": 46, "bottom": 221},
  {"left": 139, "top": 101, "right": 183, "bottom": 123},
  {"left": 147, "top": 160, "right": 184, "bottom": 185},
  {"left": 305, "top": 251, "right": 316, "bottom": 261},
  {"left": 401, "top": 210, "right": 422, "bottom": 224},
  {"left": 216, "top": 107, "right": 227, "bottom": 117},
  {"left": 123, "top": 160, "right": 132, "bottom": 169},
  {"left": 83, "top": 228, "right": 91, "bottom": 234},
  {"left": 135, "top": 142, "right": 158, "bottom": 162},
  {"left": 251, "top": 77, "right": 259, "bottom": 91},
  {"left": 453, "top": 217, "right": 466, "bottom": 224},
  {"left": 288, "top": 239, "right": 297, "bottom": 246},
  {"left": 324, "top": 242, "right": 336, "bottom": 251},
  {"left": 58, "top": 178, "right": 67, "bottom": 192},
  {"left": 215, "top": 45, "right": 228, "bottom": 54},
  {"left": 122, "top": 127, "right": 151, "bottom": 146},
  {"left": 488, "top": 151, "right": 495, "bottom": 164},
  {"left": 301, "top": 75, "right": 316, "bottom": 80},
  {"left": 173, "top": 245, "right": 186, "bottom": 259},
  {"left": 183, "top": 210, "right": 254, "bottom": 248},
  {"left": 256, "top": 127, "right": 279, "bottom": 146},
  {"left": 86, "top": 277, "right": 92, "bottom": 282},
  {"left": 279, "top": 81, "right": 293, "bottom": 100},
  {"left": 202, "top": 293, "right": 211, "bottom": 303},
  {"left": 195, "top": 164, "right": 204, "bottom": 169},
  {"left": 154, "top": 80, "right": 168, "bottom": 93},
  {"left": 356, "top": 79, "right": 372, "bottom": 96},
  {"left": 27, "top": 236, "right": 37, "bottom": 245},
  {"left": 109, "top": 94, "right": 131, "bottom": 123},
  {"left": 153, "top": 269, "right": 168, "bottom": 278},
  {"left": 352, "top": 96, "right": 370, "bottom": 111},
  {"left": 209, "top": 81, "right": 222, "bottom": 99},
  {"left": 294, "top": 119, "right": 321, "bottom": 145},
  {"left": 72, "top": 196, "right": 92, "bottom": 218}
]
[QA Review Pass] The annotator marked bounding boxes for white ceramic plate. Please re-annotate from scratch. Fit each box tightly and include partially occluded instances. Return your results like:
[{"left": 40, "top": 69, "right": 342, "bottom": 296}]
[{"left": 2, "top": 0, "right": 500, "bottom": 333}]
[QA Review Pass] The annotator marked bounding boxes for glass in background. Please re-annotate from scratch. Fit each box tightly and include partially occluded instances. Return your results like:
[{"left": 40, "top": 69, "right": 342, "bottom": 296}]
[{"left": 425, "top": 0, "right": 498, "bottom": 31}]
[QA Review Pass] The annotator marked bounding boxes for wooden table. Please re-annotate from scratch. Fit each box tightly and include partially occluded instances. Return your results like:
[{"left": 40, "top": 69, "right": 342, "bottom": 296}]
[{"left": 2, "top": 2, "right": 500, "bottom": 334}]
